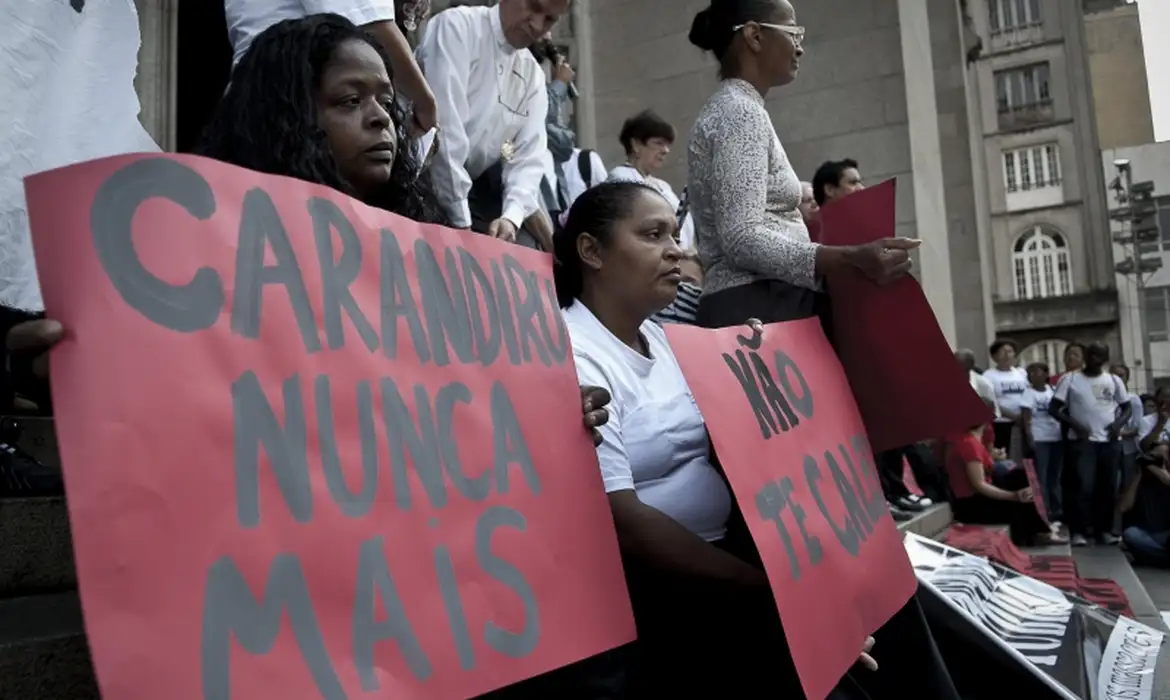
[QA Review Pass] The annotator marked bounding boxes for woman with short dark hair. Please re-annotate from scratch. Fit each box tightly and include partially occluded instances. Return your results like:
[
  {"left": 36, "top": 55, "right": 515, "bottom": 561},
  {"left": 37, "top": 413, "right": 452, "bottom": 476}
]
[{"left": 607, "top": 110, "right": 695, "bottom": 250}]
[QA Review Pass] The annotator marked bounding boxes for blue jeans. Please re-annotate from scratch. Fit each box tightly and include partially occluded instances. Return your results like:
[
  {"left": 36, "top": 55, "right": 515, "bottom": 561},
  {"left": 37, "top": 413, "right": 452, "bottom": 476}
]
[
  {"left": 1122, "top": 527, "right": 1170, "bottom": 567},
  {"left": 1067, "top": 440, "right": 1122, "bottom": 538},
  {"left": 1032, "top": 441, "right": 1063, "bottom": 522}
]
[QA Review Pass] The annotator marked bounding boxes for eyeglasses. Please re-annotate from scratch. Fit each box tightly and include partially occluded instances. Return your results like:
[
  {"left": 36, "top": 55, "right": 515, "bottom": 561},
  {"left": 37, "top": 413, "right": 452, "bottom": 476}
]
[{"left": 732, "top": 22, "right": 806, "bottom": 46}]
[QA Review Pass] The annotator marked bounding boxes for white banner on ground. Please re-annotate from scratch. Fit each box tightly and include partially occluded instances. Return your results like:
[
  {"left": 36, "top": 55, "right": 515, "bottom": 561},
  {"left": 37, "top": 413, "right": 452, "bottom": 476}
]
[{"left": 906, "top": 533, "right": 1165, "bottom": 700}]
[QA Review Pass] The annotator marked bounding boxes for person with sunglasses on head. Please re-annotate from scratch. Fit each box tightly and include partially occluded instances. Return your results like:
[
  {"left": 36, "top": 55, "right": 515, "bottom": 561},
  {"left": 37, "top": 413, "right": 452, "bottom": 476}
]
[
  {"left": 686, "top": 0, "right": 920, "bottom": 330},
  {"left": 414, "top": 0, "right": 570, "bottom": 251}
]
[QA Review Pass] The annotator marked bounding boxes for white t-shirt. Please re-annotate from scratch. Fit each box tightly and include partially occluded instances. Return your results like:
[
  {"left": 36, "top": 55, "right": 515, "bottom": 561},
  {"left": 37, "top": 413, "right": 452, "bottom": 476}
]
[
  {"left": 563, "top": 301, "right": 732, "bottom": 542},
  {"left": 0, "top": 0, "right": 159, "bottom": 312},
  {"left": 1053, "top": 371, "right": 1129, "bottom": 443},
  {"left": 969, "top": 370, "right": 1000, "bottom": 419},
  {"left": 983, "top": 367, "right": 1029, "bottom": 422},
  {"left": 225, "top": 0, "right": 397, "bottom": 68},
  {"left": 1021, "top": 385, "right": 1061, "bottom": 443}
]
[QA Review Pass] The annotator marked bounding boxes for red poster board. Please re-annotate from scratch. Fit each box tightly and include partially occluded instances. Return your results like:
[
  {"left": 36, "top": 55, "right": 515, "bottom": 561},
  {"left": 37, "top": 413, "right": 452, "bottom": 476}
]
[
  {"left": 1021, "top": 459, "right": 1050, "bottom": 525},
  {"left": 665, "top": 319, "right": 917, "bottom": 700},
  {"left": 818, "top": 180, "right": 990, "bottom": 452},
  {"left": 25, "top": 154, "right": 635, "bottom": 700},
  {"left": 902, "top": 458, "right": 924, "bottom": 497}
]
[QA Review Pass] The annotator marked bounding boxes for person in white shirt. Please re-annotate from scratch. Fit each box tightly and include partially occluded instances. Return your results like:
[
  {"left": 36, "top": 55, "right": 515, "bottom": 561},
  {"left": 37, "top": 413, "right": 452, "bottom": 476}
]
[
  {"left": 223, "top": 0, "right": 438, "bottom": 133},
  {"left": 1020, "top": 362, "right": 1063, "bottom": 527},
  {"left": 955, "top": 349, "right": 1000, "bottom": 419},
  {"left": 552, "top": 179, "right": 879, "bottom": 696},
  {"left": 415, "top": 0, "right": 566, "bottom": 249},
  {"left": 1051, "top": 342, "right": 1131, "bottom": 546},
  {"left": 0, "top": 0, "right": 159, "bottom": 420},
  {"left": 1138, "top": 386, "right": 1170, "bottom": 454},
  {"left": 983, "top": 340, "right": 1029, "bottom": 453},
  {"left": 606, "top": 110, "right": 697, "bottom": 251}
]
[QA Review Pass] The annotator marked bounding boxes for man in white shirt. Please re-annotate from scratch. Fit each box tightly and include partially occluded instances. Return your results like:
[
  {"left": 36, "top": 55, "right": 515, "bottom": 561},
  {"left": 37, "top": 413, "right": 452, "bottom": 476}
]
[
  {"left": 223, "top": 0, "right": 438, "bottom": 133},
  {"left": 416, "top": 0, "right": 567, "bottom": 246},
  {"left": 1052, "top": 342, "right": 1131, "bottom": 546}
]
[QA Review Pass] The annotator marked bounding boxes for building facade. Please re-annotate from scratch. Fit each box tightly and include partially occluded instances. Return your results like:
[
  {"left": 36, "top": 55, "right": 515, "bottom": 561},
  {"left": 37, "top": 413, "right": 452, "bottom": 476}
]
[
  {"left": 962, "top": 0, "right": 1116, "bottom": 371},
  {"left": 1084, "top": 0, "right": 1155, "bottom": 150},
  {"left": 132, "top": 0, "right": 1118, "bottom": 368}
]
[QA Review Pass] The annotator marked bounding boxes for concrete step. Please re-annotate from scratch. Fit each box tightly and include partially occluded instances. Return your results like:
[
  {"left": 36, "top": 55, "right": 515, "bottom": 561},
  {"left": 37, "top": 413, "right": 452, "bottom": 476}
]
[
  {"left": 0, "top": 592, "right": 97, "bottom": 700},
  {"left": 896, "top": 502, "right": 953, "bottom": 539},
  {"left": 0, "top": 497, "right": 75, "bottom": 597}
]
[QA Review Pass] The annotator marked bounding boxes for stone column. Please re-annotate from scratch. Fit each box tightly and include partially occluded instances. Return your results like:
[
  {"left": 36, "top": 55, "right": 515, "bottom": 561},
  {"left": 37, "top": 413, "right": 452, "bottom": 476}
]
[
  {"left": 133, "top": 0, "right": 179, "bottom": 152},
  {"left": 898, "top": 0, "right": 957, "bottom": 345}
]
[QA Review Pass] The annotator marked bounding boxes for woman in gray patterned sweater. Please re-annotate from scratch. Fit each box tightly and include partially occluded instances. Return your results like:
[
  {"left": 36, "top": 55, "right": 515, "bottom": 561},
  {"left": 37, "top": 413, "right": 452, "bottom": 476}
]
[{"left": 686, "top": 0, "right": 920, "bottom": 329}]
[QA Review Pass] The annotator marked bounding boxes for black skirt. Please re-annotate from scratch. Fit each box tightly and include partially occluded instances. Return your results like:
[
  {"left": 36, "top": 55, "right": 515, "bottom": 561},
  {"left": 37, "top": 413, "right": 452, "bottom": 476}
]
[{"left": 696, "top": 279, "right": 834, "bottom": 343}]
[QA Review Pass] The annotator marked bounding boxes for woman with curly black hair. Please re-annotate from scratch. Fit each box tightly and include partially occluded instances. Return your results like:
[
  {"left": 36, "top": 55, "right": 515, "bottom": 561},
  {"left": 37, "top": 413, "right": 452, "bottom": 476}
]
[{"left": 197, "top": 13, "right": 446, "bottom": 226}]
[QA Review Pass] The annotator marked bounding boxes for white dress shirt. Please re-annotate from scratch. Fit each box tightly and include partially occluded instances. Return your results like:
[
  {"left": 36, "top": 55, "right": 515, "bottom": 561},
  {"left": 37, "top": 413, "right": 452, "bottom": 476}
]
[
  {"left": 0, "top": 0, "right": 159, "bottom": 312},
  {"left": 608, "top": 165, "right": 696, "bottom": 250},
  {"left": 416, "top": 5, "right": 548, "bottom": 229},
  {"left": 225, "top": 0, "right": 396, "bottom": 68}
]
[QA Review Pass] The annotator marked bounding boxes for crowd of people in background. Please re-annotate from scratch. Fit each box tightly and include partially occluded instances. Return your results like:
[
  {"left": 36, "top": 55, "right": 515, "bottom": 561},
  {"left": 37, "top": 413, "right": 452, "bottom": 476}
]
[{"left": 9, "top": 0, "right": 1168, "bottom": 697}]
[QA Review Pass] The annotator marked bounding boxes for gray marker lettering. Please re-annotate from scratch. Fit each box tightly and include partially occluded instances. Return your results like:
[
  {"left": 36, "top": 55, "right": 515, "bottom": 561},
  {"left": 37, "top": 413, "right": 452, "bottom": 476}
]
[
  {"left": 201, "top": 554, "right": 342, "bottom": 700},
  {"left": 231, "top": 188, "right": 320, "bottom": 353},
  {"left": 352, "top": 537, "right": 431, "bottom": 688},
  {"left": 316, "top": 375, "right": 378, "bottom": 518},
  {"left": 90, "top": 157, "right": 222, "bottom": 332},
  {"left": 379, "top": 228, "right": 430, "bottom": 362},
  {"left": 308, "top": 197, "right": 377, "bottom": 352},
  {"left": 476, "top": 507, "right": 540, "bottom": 658},
  {"left": 436, "top": 382, "right": 491, "bottom": 501},
  {"left": 490, "top": 382, "right": 541, "bottom": 495},
  {"left": 233, "top": 371, "right": 312, "bottom": 527}
]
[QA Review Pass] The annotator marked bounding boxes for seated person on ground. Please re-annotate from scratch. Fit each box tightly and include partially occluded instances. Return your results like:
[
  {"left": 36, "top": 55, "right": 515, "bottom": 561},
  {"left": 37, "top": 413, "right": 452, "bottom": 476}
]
[
  {"left": 1124, "top": 387, "right": 1170, "bottom": 566},
  {"left": 197, "top": 14, "right": 445, "bottom": 225},
  {"left": 553, "top": 180, "right": 876, "bottom": 697},
  {"left": 944, "top": 400, "right": 1064, "bottom": 546}
]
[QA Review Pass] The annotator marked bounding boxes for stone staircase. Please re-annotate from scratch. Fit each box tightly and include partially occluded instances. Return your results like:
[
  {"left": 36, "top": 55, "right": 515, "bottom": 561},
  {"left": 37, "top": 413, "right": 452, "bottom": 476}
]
[{"left": 0, "top": 417, "right": 94, "bottom": 700}]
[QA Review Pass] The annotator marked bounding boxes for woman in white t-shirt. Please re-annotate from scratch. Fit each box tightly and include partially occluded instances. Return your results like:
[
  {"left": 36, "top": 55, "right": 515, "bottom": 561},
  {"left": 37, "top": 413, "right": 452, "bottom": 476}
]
[
  {"left": 552, "top": 180, "right": 876, "bottom": 698},
  {"left": 983, "top": 340, "right": 1029, "bottom": 453}
]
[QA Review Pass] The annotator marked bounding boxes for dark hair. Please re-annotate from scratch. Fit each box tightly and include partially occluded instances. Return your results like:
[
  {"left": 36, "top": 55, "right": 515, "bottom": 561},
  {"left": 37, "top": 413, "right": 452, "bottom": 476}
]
[
  {"left": 619, "top": 110, "right": 677, "bottom": 155},
  {"left": 553, "top": 181, "right": 662, "bottom": 308},
  {"left": 1141, "top": 393, "right": 1155, "bottom": 404},
  {"left": 1025, "top": 361, "right": 1049, "bottom": 375},
  {"left": 989, "top": 339, "right": 1016, "bottom": 357},
  {"left": 1065, "top": 341, "right": 1086, "bottom": 355},
  {"left": 688, "top": 0, "right": 789, "bottom": 75},
  {"left": 812, "top": 158, "right": 859, "bottom": 206},
  {"left": 196, "top": 14, "right": 445, "bottom": 225}
]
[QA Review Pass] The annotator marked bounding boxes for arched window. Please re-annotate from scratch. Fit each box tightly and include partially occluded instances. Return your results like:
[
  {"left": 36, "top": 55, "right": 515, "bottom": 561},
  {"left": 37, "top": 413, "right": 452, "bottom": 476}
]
[
  {"left": 1020, "top": 339, "right": 1068, "bottom": 372},
  {"left": 1013, "top": 226, "right": 1072, "bottom": 300}
]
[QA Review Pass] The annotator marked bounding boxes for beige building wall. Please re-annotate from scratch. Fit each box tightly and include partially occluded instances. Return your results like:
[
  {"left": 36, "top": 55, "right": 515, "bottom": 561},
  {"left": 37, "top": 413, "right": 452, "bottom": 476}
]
[{"left": 1084, "top": 2, "right": 1154, "bottom": 149}]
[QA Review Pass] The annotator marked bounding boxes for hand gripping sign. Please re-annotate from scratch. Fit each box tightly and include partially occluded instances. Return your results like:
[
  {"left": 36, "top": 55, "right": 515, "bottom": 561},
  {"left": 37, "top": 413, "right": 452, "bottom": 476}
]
[
  {"left": 665, "top": 319, "right": 918, "bottom": 700},
  {"left": 24, "top": 154, "right": 635, "bottom": 700}
]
